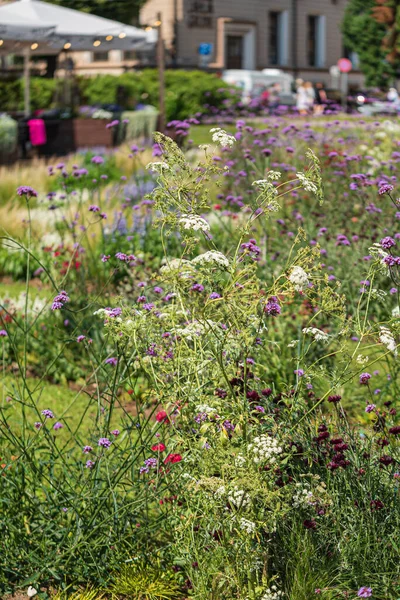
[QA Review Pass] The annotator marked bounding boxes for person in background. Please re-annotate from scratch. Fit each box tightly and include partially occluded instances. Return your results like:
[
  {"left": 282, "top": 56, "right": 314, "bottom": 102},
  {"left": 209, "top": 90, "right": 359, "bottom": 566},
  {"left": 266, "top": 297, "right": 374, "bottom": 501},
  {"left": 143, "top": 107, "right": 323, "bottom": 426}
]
[
  {"left": 304, "top": 82, "right": 315, "bottom": 113},
  {"left": 268, "top": 83, "right": 281, "bottom": 112},
  {"left": 387, "top": 87, "right": 400, "bottom": 110},
  {"left": 314, "top": 82, "right": 327, "bottom": 115},
  {"left": 296, "top": 79, "right": 308, "bottom": 115}
]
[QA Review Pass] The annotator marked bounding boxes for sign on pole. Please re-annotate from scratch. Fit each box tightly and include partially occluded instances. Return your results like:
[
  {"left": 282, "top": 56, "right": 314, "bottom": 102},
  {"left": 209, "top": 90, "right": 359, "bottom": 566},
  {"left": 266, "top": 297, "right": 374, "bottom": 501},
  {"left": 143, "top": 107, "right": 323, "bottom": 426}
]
[
  {"left": 198, "top": 42, "right": 213, "bottom": 68},
  {"left": 337, "top": 58, "right": 352, "bottom": 111}
]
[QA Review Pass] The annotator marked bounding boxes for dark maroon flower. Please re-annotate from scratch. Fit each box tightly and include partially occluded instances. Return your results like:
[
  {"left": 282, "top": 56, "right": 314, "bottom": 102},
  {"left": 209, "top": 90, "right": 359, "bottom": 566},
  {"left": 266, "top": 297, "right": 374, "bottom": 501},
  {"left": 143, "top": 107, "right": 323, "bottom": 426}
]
[
  {"left": 388, "top": 426, "right": 400, "bottom": 435},
  {"left": 379, "top": 455, "right": 394, "bottom": 466},
  {"left": 303, "top": 519, "right": 317, "bottom": 529},
  {"left": 328, "top": 395, "right": 342, "bottom": 403}
]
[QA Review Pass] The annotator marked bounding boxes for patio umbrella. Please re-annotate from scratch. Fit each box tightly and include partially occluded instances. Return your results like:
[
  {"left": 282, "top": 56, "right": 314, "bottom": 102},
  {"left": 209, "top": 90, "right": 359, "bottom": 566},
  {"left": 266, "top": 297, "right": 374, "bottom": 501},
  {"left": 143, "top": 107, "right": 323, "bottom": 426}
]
[{"left": 0, "top": 0, "right": 150, "bottom": 114}]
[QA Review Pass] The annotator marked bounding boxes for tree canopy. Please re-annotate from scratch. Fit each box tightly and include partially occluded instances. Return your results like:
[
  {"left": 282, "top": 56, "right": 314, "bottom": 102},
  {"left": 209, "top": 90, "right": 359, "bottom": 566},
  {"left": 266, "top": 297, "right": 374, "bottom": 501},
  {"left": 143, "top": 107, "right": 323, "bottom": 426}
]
[
  {"left": 342, "top": 0, "right": 399, "bottom": 87},
  {"left": 48, "top": 0, "right": 146, "bottom": 26}
]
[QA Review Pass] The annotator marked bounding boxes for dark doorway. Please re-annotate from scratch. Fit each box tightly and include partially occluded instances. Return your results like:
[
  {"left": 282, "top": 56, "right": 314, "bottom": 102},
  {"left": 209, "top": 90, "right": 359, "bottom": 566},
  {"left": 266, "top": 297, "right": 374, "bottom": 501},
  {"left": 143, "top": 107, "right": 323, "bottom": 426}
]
[{"left": 226, "top": 34, "right": 243, "bottom": 69}]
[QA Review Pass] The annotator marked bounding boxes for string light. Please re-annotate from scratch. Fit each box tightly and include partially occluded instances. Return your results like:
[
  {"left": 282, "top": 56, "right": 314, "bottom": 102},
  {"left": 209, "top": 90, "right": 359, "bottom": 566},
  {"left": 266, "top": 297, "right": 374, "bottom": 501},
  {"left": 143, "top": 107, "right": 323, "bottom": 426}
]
[
  {"left": 118, "top": 32, "right": 126, "bottom": 39},
  {"left": 0, "top": 40, "right": 3, "bottom": 47},
  {"left": 106, "top": 35, "right": 113, "bottom": 41},
  {"left": 64, "top": 42, "right": 71, "bottom": 50},
  {"left": 93, "top": 40, "right": 101, "bottom": 47},
  {"left": 31, "top": 43, "right": 38, "bottom": 50},
  {"left": 154, "top": 20, "right": 161, "bottom": 26},
  {"left": 145, "top": 27, "right": 153, "bottom": 32}
]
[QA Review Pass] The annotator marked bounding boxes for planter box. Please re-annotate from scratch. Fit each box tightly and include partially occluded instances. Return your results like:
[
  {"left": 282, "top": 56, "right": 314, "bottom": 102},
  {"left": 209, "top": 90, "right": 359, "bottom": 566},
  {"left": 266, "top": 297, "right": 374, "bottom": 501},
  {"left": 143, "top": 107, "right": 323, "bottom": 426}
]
[{"left": 72, "top": 119, "right": 114, "bottom": 148}]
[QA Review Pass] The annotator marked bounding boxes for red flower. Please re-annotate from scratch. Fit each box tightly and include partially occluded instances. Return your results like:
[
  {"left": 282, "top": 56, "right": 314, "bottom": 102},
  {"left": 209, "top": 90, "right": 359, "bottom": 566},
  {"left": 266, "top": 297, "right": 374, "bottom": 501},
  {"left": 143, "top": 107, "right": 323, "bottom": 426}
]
[
  {"left": 151, "top": 443, "right": 166, "bottom": 452},
  {"left": 164, "top": 453, "right": 182, "bottom": 464},
  {"left": 155, "top": 410, "right": 169, "bottom": 423}
]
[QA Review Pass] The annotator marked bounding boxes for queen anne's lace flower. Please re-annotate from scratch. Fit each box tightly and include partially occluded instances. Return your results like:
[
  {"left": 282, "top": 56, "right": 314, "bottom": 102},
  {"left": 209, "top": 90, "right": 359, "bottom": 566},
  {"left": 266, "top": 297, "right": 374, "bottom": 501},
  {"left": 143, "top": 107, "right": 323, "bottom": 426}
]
[
  {"left": 210, "top": 127, "right": 236, "bottom": 147},
  {"left": 288, "top": 266, "right": 309, "bottom": 291},
  {"left": 296, "top": 172, "right": 318, "bottom": 194},
  {"left": 146, "top": 161, "right": 171, "bottom": 173},
  {"left": 302, "top": 327, "right": 330, "bottom": 342},
  {"left": 239, "top": 518, "right": 256, "bottom": 534},
  {"left": 192, "top": 250, "right": 229, "bottom": 268},
  {"left": 248, "top": 435, "right": 283, "bottom": 464},
  {"left": 379, "top": 326, "right": 398, "bottom": 357},
  {"left": 228, "top": 487, "right": 251, "bottom": 509},
  {"left": 179, "top": 214, "right": 210, "bottom": 232},
  {"left": 261, "top": 585, "right": 284, "bottom": 600}
]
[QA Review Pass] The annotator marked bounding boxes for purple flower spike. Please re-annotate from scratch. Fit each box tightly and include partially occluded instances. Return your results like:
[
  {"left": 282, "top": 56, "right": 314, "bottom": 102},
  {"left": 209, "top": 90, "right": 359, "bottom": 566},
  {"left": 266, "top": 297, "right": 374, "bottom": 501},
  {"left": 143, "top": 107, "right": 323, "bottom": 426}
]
[
  {"left": 357, "top": 587, "right": 372, "bottom": 598},
  {"left": 359, "top": 373, "right": 371, "bottom": 385},
  {"left": 17, "top": 186, "right": 38, "bottom": 198},
  {"left": 98, "top": 437, "right": 112, "bottom": 448}
]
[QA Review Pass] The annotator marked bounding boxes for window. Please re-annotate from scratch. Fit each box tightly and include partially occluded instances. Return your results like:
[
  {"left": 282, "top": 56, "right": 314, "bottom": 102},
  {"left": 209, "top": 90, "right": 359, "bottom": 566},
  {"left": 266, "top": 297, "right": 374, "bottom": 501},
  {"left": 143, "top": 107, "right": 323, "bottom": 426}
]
[
  {"left": 92, "top": 51, "right": 109, "bottom": 62},
  {"left": 123, "top": 50, "right": 136, "bottom": 60},
  {"left": 269, "top": 12, "right": 279, "bottom": 65},
  {"left": 307, "top": 15, "right": 325, "bottom": 67},
  {"left": 269, "top": 11, "right": 289, "bottom": 66}
]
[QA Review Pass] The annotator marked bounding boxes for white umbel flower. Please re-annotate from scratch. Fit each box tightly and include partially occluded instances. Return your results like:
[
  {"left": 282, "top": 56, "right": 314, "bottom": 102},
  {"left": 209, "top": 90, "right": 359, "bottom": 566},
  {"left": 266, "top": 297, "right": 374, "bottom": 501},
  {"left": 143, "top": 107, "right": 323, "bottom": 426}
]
[
  {"left": 288, "top": 266, "right": 309, "bottom": 291},
  {"left": 146, "top": 161, "right": 170, "bottom": 173},
  {"left": 248, "top": 435, "right": 283, "bottom": 464},
  {"left": 179, "top": 214, "right": 210, "bottom": 232},
  {"left": 192, "top": 250, "right": 229, "bottom": 268},
  {"left": 239, "top": 518, "right": 256, "bottom": 534},
  {"left": 261, "top": 585, "right": 284, "bottom": 600},
  {"left": 227, "top": 487, "right": 250, "bottom": 509},
  {"left": 302, "top": 327, "right": 330, "bottom": 342},
  {"left": 296, "top": 172, "right": 318, "bottom": 194},
  {"left": 210, "top": 127, "right": 236, "bottom": 147},
  {"left": 379, "top": 326, "right": 398, "bottom": 357}
]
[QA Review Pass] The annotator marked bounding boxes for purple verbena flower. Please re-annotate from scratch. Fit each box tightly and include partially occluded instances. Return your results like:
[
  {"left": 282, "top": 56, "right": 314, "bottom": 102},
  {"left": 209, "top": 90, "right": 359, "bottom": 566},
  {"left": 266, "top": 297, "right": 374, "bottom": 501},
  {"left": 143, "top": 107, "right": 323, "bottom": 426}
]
[
  {"left": 98, "top": 437, "right": 112, "bottom": 448},
  {"left": 17, "top": 186, "right": 38, "bottom": 198},
  {"left": 359, "top": 373, "right": 371, "bottom": 385},
  {"left": 41, "top": 409, "right": 54, "bottom": 419}
]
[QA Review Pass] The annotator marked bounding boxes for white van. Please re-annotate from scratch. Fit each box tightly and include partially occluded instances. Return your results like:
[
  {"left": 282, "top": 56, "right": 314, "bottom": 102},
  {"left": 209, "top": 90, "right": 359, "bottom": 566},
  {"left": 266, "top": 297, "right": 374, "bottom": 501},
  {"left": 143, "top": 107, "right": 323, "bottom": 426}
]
[{"left": 222, "top": 69, "right": 294, "bottom": 103}]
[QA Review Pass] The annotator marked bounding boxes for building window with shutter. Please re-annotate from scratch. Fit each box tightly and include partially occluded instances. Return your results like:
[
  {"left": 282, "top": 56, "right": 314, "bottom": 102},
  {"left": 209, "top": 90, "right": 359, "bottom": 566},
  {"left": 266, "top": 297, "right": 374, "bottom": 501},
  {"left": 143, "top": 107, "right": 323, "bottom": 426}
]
[
  {"left": 307, "top": 15, "right": 326, "bottom": 67},
  {"left": 269, "top": 11, "right": 289, "bottom": 66}
]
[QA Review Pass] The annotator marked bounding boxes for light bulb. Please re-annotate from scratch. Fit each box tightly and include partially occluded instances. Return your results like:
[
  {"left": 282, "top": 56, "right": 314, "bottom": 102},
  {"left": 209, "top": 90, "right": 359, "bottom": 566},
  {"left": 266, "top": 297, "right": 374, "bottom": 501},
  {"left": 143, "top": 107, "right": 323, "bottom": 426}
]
[
  {"left": 64, "top": 42, "right": 71, "bottom": 49},
  {"left": 118, "top": 32, "right": 126, "bottom": 39},
  {"left": 106, "top": 35, "right": 113, "bottom": 41},
  {"left": 31, "top": 43, "right": 38, "bottom": 50},
  {"left": 93, "top": 40, "right": 101, "bottom": 47}
]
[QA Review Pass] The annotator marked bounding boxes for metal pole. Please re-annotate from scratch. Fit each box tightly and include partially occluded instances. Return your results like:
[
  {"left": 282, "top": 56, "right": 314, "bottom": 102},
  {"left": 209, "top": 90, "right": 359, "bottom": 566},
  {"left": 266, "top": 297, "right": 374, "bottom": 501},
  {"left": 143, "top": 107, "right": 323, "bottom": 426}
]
[
  {"left": 23, "top": 45, "right": 31, "bottom": 117},
  {"left": 341, "top": 72, "right": 348, "bottom": 112},
  {"left": 157, "top": 11, "right": 166, "bottom": 133}
]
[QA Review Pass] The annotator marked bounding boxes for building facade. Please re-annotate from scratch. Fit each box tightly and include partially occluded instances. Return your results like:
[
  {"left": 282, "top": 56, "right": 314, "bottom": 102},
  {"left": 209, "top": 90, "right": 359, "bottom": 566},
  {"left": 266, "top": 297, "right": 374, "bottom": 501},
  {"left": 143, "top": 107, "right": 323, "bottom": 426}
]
[{"left": 140, "top": 0, "right": 363, "bottom": 85}]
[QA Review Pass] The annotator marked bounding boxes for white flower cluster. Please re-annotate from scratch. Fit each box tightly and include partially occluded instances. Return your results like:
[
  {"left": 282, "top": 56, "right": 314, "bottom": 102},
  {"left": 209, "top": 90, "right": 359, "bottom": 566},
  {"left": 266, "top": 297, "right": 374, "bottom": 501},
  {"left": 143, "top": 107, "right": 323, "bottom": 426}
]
[
  {"left": 227, "top": 487, "right": 251, "bottom": 509},
  {"left": 356, "top": 354, "right": 369, "bottom": 365},
  {"left": 261, "top": 585, "right": 284, "bottom": 600},
  {"left": 146, "top": 161, "right": 170, "bottom": 173},
  {"left": 210, "top": 127, "right": 236, "bottom": 148},
  {"left": 302, "top": 327, "right": 330, "bottom": 343},
  {"left": 160, "top": 258, "right": 192, "bottom": 275},
  {"left": 195, "top": 404, "right": 216, "bottom": 414},
  {"left": 192, "top": 250, "right": 229, "bottom": 268},
  {"left": 368, "top": 243, "right": 390, "bottom": 274},
  {"left": 370, "top": 288, "right": 387, "bottom": 303},
  {"left": 235, "top": 454, "right": 246, "bottom": 467},
  {"left": 288, "top": 266, "right": 309, "bottom": 291},
  {"left": 239, "top": 518, "right": 256, "bottom": 534},
  {"left": 379, "top": 326, "right": 398, "bottom": 357},
  {"left": 252, "top": 180, "right": 278, "bottom": 195},
  {"left": 292, "top": 483, "right": 315, "bottom": 508},
  {"left": 248, "top": 435, "right": 283, "bottom": 465},
  {"left": 179, "top": 214, "right": 210, "bottom": 232},
  {"left": 296, "top": 172, "right": 318, "bottom": 194}
]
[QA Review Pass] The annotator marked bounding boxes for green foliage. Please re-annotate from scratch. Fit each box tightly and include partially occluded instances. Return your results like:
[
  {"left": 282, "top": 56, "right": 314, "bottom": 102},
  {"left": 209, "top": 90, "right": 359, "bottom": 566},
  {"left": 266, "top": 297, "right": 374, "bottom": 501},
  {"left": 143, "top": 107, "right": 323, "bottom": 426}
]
[
  {"left": 342, "top": 0, "right": 397, "bottom": 87},
  {"left": 47, "top": 0, "right": 145, "bottom": 25},
  {"left": 112, "top": 564, "right": 183, "bottom": 599}
]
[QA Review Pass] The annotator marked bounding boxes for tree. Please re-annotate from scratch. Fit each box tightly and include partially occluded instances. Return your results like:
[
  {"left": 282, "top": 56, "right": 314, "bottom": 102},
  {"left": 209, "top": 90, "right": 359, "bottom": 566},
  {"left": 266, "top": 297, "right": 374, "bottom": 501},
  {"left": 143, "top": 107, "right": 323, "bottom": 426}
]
[
  {"left": 48, "top": 0, "right": 146, "bottom": 26},
  {"left": 342, "top": 0, "right": 396, "bottom": 87},
  {"left": 372, "top": 0, "right": 400, "bottom": 64}
]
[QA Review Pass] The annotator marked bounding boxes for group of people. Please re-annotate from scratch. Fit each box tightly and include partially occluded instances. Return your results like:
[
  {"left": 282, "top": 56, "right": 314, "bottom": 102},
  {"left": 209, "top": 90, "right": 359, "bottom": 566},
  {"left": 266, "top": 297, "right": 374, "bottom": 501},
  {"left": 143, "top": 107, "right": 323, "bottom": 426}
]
[{"left": 296, "top": 79, "right": 327, "bottom": 115}]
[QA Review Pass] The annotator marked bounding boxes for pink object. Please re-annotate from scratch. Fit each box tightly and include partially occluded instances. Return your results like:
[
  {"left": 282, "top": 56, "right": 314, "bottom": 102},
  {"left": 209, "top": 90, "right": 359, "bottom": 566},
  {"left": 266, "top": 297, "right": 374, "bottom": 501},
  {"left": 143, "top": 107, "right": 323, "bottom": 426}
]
[
  {"left": 28, "top": 119, "right": 47, "bottom": 146},
  {"left": 337, "top": 58, "right": 352, "bottom": 73}
]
